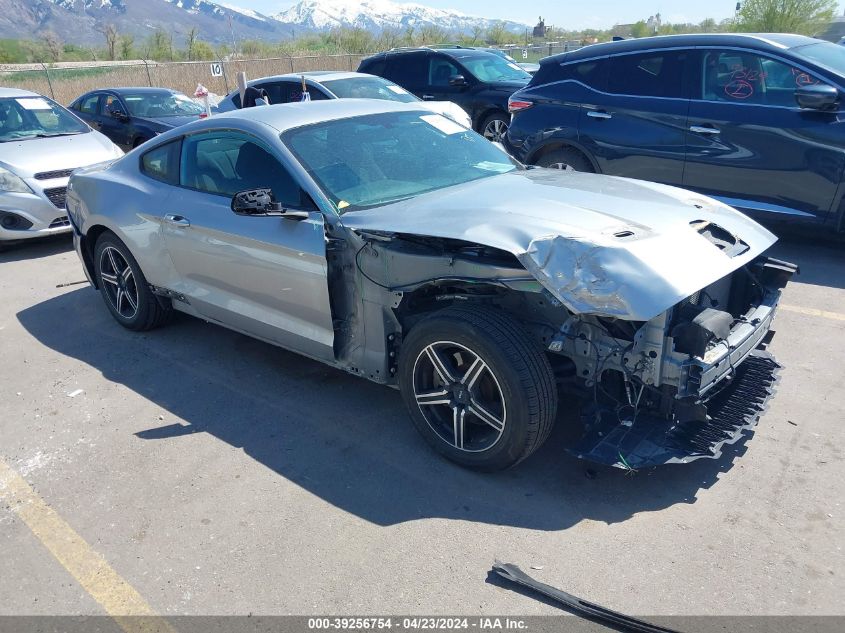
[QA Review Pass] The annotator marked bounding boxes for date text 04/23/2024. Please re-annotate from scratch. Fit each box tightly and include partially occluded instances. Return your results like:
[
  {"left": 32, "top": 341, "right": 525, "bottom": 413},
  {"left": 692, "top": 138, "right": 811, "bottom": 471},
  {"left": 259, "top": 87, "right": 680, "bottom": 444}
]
[{"left": 307, "top": 618, "right": 528, "bottom": 631}]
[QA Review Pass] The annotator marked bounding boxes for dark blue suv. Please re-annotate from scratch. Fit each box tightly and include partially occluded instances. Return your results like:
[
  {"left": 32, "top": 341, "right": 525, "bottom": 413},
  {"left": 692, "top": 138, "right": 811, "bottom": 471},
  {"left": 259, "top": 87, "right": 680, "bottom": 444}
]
[{"left": 505, "top": 34, "right": 845, "bottom": 233}]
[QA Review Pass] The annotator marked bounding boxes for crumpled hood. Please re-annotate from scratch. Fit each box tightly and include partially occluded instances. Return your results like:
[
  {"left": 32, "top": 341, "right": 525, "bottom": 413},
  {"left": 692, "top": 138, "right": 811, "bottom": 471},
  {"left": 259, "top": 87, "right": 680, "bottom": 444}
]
[
  {"left": 0, "top": 131, "right": 120, "bottom": 177},
  {"left": 341, "top": 169, "right": 777, "bottom": 321}
]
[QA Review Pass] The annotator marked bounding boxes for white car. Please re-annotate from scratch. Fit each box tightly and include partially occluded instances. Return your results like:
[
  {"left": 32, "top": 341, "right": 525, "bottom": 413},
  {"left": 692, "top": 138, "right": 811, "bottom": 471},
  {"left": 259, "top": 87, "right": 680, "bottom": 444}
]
[
  {"left": 216, "top": 71, "right": 473, "bottom": 129},
  {"left": 0, "top": 88, "right": 123, "bottom": 243}
]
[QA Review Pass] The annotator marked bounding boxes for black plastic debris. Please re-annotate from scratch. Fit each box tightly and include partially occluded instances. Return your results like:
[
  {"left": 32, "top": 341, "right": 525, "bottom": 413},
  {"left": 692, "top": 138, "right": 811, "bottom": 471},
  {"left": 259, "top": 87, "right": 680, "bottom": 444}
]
[
  {"left": 492, "top": 562, "right": 681, "bottom": 633},
  {"left": 570, "top": 350, "right": 781, "bottom": 469}
]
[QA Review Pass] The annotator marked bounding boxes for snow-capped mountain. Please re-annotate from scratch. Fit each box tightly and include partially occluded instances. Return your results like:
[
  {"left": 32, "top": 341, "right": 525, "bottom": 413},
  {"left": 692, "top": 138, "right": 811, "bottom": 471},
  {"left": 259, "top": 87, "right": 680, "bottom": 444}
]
[
  {"left": 1, "top": 0, "right": 527, "bottom": 45},
  {"left": 277, "top": 0, "right": 527, "bottom": 34}
]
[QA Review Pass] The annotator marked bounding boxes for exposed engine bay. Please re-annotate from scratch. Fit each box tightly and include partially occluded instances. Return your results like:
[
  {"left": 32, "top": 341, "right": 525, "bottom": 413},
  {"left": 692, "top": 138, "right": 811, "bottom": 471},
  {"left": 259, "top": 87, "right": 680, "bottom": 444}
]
[{"left": 338, "top": 229, "right": 797, "bottom": 469}]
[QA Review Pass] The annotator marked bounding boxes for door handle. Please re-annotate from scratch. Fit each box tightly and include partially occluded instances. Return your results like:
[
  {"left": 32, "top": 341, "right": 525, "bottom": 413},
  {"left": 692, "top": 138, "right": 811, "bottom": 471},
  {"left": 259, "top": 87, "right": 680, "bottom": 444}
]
[
  {"left": 586, "top": 110, "right": 612, "bottom": 120},
  {"left": 690, "top": 125, "right": 720, "bottom": 135},
  {"left": 422, "top": 94, "right": 435, "bottom": 101},
  {"left": 164, "top": 214, "right": 191, "bottom": 227}
]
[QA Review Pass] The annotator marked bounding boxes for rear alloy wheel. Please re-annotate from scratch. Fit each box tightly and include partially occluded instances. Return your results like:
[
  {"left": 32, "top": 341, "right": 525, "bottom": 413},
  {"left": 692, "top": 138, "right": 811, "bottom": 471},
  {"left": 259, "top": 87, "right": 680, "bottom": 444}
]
[
  {"left": 94, "top": 232, "right": 171, "bottom": 331},
  {"left": 535, "top": 147, "right": 594, "bottom": 173},
  {"left": 481, "top": 112, "right": 510, "bottom": 143},
  {"left": 399, "top": 306, "right": 557, "bottom": 471}
]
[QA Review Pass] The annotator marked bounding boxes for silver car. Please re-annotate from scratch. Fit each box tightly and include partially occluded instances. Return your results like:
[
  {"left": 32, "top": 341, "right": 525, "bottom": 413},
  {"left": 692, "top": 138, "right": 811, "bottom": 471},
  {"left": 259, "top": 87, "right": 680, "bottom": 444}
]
[
  {"left": 217, "top": 71, "right": 473, "bottom": 128},
  {"left": 0, "top": 88, "right": 123, "bottom": 242},
  {"left": 67, "top": 100, "right": 795, "bottom": 471}
]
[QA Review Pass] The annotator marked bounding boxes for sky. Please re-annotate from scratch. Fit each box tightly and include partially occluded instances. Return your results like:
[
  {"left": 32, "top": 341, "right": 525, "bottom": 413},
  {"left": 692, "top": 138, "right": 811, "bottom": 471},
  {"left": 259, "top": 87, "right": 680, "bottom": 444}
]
[{"left": 244, "top": 0, "right": 811, "bottom": 31}]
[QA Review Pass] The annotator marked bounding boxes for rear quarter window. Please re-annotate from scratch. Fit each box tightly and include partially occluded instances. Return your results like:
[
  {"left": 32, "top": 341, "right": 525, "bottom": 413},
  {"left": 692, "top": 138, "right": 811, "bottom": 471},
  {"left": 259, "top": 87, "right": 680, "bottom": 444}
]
[
  {"left": 141, "top": 139, "right": 181, "bottom": 185},
  {"left": 530, "top": 58, "right": 607, "bottom": 90}
]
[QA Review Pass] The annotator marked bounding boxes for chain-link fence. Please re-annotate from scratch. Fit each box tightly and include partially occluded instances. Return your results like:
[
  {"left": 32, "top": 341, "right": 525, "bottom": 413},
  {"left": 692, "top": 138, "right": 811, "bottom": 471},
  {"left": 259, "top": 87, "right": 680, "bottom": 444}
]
[{"left": 0, "top": 54, "right": 367, "bottom": 104}]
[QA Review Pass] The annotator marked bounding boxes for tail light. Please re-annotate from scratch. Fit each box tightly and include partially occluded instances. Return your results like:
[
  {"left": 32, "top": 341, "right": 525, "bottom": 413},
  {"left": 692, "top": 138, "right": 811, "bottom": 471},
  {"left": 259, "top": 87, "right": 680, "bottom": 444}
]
[{"left": 508, "top": 98, "right": 533, "bottom": 114}]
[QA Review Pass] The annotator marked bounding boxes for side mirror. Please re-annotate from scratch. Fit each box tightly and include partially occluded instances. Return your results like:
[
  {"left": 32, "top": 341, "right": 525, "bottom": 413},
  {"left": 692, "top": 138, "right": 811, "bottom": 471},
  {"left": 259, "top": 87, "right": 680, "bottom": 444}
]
[
  {"left": 795, "top": 84, "right": 839, "bottom": 111},
  {"left": 231, "top": 188, "right": 309, "bottom": 219},
  {"left": 448, "top": 74, "right": 468, "bottom": 87},
  {"left": 107, "top": 107, "right": 128, "bottom": 121}
]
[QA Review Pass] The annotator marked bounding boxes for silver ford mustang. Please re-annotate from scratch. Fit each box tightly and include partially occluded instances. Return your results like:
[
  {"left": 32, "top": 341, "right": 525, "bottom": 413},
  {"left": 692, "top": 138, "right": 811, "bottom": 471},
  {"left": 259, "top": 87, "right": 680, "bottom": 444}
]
[{"left": 67, "top": 100, "right": 796, "bottom": 471}]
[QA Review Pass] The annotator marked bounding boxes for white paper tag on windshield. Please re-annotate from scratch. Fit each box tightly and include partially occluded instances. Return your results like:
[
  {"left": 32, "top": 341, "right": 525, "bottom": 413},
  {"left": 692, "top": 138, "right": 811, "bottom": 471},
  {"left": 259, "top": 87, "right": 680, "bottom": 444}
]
[
  {"left": 474, "top": 161, "right": 513, "bottom": 173},
  {"left": 507, "top": 63, "right": 522, "bottom": 70},
  {"left": 16, "top": 97, "right": 52, "bottom": 110},
  {"left": 387, "top": 85, "right": 408, "bottom": 94},
  {"left": 421, "top": 114, "right": 465, "bottom": 135}
]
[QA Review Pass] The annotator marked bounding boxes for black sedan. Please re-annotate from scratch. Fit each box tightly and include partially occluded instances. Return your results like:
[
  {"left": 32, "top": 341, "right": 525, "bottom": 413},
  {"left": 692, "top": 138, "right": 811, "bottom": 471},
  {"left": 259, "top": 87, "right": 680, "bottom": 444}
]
[{"left": 69, "top": 88, "right": 207, "bottom": 151}]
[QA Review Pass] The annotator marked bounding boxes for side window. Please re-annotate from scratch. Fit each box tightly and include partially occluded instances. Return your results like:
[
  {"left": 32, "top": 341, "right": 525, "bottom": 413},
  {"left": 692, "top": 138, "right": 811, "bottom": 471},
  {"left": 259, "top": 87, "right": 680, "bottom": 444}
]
[
  {"left": 255, "top": 82, "right": 289, "bottom": 104},
  {"left": 363, "top": 58, "right": 387, "bottom": 76},
  {"left": 104, "top": 95, "right": 127, "bottom": 115},
  {"left": 79, "top": 94, "right": 101, "bottom": 115},
  {"left": 701, "top": 50, "right": 822, "bottom": 106},
  {"left": 180, "top": 133, "right": 302, "bottom": 206},
  {"left": 428, "top": 56, "right": 460, "bottom": 86},
  {"left": 607, "top": 51, "right": 687, "bottom": 98},
  {"left": 286, "top": 82, "right": 330, "bottom": 103},
  {"left": 141, "top": 139, "right": 181, "bottom": 185},
  {"left": 386, "top": 53, "right": 428, "bottom": 87}
]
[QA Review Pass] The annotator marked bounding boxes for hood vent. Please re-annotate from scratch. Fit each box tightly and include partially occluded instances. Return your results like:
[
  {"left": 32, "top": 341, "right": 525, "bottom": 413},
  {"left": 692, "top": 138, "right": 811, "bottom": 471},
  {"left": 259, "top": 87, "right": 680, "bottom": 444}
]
[
  {"left": 35, "top": 168, "right": 75, "bottom": 181},
  {"left": 690, "top": 220, "right": 749, "bottom": 257}
]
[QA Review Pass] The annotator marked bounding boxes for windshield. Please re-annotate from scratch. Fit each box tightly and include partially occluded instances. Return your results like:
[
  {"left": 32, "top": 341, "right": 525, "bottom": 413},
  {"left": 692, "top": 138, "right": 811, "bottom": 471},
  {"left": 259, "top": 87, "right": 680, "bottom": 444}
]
[
  {"left": 283, "top": 110, "right": 518, "bottom": 212},
  {"left": 459, "top": 54, "right": 531, "bottom": 82},
  {"left": 321, "top": 77, "right": 419, "bottom": 103},
  {"left": 792, "top": 42, "right": 845, "bottom": 77},
  {"left": 122, "top": 92, "right": 204, "bottom": 117},
  {"left": 0, "top": 96, "right": 88, "bottom": 142}
]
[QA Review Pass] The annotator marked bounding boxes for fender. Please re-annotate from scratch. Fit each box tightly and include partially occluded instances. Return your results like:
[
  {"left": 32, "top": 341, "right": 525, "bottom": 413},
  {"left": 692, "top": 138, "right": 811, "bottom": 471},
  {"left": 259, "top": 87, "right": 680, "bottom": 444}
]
[{"left": 526, "top": 137, "right": 601, "bottom": 173}]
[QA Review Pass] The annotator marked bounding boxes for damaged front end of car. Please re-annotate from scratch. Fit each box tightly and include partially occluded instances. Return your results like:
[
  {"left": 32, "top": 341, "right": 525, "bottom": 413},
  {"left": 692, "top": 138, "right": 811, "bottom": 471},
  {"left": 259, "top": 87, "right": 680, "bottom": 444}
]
[{"left": 547, "top": 255, "right": 796, "bottom": 469}]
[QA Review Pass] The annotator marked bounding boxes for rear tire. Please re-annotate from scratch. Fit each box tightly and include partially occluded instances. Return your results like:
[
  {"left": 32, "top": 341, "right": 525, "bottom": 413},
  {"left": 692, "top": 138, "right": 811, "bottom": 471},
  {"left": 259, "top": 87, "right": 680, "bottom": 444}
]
[
  {"left": 535, "top": 147, "right": 594, "bottom": 172},
  {"left": 480, "top": 112, "right": 510, "bottom": 143},
  {"left": 94, "top": 231, "right": 171, "bottom": 331},
  {"left": 398, "top": 305, "right": 557, "bottom": 471}
]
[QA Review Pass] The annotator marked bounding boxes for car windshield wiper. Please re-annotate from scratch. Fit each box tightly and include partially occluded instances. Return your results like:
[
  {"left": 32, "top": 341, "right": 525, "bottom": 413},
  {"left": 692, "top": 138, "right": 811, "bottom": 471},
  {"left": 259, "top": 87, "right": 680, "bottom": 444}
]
[{"left": 33, "top": 131, "right": 85, "bottom": 138}]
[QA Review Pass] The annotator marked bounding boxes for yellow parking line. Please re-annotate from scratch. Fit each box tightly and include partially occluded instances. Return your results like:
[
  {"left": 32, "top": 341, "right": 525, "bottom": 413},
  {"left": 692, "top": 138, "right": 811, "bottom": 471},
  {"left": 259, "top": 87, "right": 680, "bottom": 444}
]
[
  {"left": 0, "top": 459, "right": 175, "bottom": 633},
  {"left": 780, "top": 304, "right": 845, "bottom": 322}
]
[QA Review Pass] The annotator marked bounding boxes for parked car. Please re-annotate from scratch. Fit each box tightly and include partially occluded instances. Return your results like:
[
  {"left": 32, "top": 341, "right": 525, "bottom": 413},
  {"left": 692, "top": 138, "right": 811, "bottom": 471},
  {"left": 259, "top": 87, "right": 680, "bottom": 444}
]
[
  {"left": 216, "top": 71, "right": 472, "bottom": 128},
  {"left": 67, "top": 99, "right": 794, "bottom": 471},
  {"left": 69, "top": 87, "right": 208, "bottom": 151},
  {"left": 358, "top": 47, "right": 531, "bottom": 141},
  {"left": 478, "top": 47, "right": 541, "bottom": 75},
  {"left": 0, "top": 88, "right": 123, "bottom": 243},
  {"left": 505, "top": 33, "right": 845, "bottom": 233}
]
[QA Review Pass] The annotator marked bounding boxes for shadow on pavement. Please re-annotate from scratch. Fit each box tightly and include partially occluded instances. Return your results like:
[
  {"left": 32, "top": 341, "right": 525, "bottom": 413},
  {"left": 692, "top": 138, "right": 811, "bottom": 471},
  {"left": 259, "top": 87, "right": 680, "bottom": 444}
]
[
  {"left": 769, "top": 235, "right": 844, "bottom": 291},
  {"left": 17, "top": 287, "right": 751, "bottom": 531},
  {"left": 0, "top": 235, "right": 73, "bottom": 263}
]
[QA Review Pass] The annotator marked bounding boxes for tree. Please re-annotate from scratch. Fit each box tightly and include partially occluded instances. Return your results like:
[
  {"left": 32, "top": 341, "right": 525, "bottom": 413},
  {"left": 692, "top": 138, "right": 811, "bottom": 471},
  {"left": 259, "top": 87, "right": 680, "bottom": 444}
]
[
  {"left": 185, "top": 27, "right": 199, "bottom": 61},
  {"left": 630, "top": 21, "right": 649, "bottom": 38},
  {"left": 486, "top": 21, "right": 509, "bottom": 46},
  {"left": 119, "top": 34, "right": 134, "bottom": 60},
  {"left": 42, "top": 31, "right": 62, "bottom": 62},
  {"left": 191, "top": 40, "right": 215, "bottom": 61},
  {"left": 735, "top": 0, "right": 837, "bottom": 35},
  {"left": 103, "top": 24, "right": 118, "bottom": 60},
  {"left": 699, "top": 17, "right": 717, "bottom": 32}
]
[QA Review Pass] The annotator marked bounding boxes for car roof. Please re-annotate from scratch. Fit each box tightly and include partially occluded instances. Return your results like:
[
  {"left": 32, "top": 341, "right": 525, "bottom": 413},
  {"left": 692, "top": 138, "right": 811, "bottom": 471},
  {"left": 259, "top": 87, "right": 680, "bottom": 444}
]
[
  {"left": 104, "top": 87, "right": 181, "bottom": 95},
  {"left": 211, "top": 98, "right": 427, "bottom": 133},
  {"left": 248, "top": 71, "right": 373, "bottom": 85},
  {"left": 549, "top": 33, "right": 821, "bottom": 64},
  {"left": 0, "top": 87, "right": 42, "bottom": 98},
  {"left": 363, "top": 47, "right": 506, "bottom": 61}
]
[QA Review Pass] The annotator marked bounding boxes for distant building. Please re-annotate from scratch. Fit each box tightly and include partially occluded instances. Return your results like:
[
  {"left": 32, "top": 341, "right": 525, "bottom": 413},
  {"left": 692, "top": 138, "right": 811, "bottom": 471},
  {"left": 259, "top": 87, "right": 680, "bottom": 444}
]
[
  {"left": 646, "top": 13, "right": 662, "bottom": 33},
  {"left": 533, "top": 17, "right": 546, "bottom": 39}
]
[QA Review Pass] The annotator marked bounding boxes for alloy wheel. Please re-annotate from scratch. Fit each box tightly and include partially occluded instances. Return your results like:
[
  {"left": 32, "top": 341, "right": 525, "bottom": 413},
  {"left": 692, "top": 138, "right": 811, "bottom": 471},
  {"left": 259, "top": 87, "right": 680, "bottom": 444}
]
[
  {"left": 412, "top": 341, "right": 507, "bottom": 452},
  {"left": 483, "top": 119, "right": 508, "bottom": 143},
  {"left": 99, "top": 245, "right": 139, "bottom": 319}
]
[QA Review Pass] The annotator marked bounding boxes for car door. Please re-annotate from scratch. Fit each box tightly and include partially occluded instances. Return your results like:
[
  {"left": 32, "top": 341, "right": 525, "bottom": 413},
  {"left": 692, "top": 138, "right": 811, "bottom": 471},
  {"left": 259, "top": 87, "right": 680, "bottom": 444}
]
[
  {"left": 422, "top": 53, "right": 469, "bottom": 103},
  {"left": 74, "top": 93, "right": 102, "bottom": 130},
  {"left": 159, "top": 130, "right": 335, "bottom": 362},
  {"left": 578, "top": 50, "right": 691, "bottom": 185},
  {"left": 683, "top": 48, "right": 845, "bottom": 222},
  {"left": 99, "top": 94, "right": 133, "bottom": 150}
]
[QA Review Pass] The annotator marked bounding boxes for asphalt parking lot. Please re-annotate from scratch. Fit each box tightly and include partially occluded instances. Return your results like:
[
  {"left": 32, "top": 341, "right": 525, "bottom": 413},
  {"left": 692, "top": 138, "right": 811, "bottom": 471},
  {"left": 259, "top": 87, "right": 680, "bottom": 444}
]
[{"left": 0, "top": 233, "right": 843, "bottom": 623}]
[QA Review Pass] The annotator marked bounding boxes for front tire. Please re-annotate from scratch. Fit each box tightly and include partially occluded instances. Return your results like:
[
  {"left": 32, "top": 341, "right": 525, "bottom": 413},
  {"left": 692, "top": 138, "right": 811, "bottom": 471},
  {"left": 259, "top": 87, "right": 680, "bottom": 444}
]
[
  {"left": 398, "top": 306, "right": 557, "bottom": 471},
  {"left": 94, "top": 231, "right": 170, "bottom": 331}
]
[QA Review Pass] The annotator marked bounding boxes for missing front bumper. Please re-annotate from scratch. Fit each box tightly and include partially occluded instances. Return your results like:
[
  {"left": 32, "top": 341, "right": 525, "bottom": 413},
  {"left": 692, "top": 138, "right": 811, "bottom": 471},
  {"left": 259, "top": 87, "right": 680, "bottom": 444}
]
[{"left": 569, "top": 350, "right": 781, "bottom": 469}]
